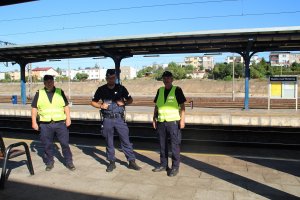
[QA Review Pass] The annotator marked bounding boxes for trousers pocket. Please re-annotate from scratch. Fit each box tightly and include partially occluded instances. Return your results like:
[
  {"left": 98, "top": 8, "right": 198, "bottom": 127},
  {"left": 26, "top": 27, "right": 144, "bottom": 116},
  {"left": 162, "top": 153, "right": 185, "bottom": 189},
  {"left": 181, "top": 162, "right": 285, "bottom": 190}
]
[
  {"left": 171, "top": 129, "right": 182, "bottom": 145},
  {"left": 177, "top": 129, "right": 182, "bottom": 144}
]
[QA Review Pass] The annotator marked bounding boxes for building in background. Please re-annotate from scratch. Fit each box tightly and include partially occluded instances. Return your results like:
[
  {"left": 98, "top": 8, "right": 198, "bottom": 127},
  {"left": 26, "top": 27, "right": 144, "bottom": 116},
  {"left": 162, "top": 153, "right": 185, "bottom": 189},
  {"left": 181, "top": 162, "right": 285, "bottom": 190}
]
[
  {"left": 10, "top": 70, "right": 21, "bottom": 81},
  {"left": 269, "top": 52, "right": 290, "bottom": 67},
  {"left": 62, "top": 68, "right": 106, "bottom": 80},
  {"left": 184, "top": 56, "right": 214, "bottom": 70},
  {"left": 62, "top": 66, "right": 136, "bottom": 81},
  {"left": 120, "top": 66, "right": 137, "bottom": 80},
  {"left": 32, "top": 67, "right": 58, "bottom": 80},
  {"left": 226, "top": 55, "right": 261, "bottom": 65},
  {"left": 226, "top": 56, "right": 244, "bottom": 64},
  {"left": 289, "top": 53, "right": 300, "bottom": 64},
  {"left": 270, "top": 52, "right": 300, "bottom": 67},
  {"left": 0, "top": 72, "right": 5, "bottom": 80}
]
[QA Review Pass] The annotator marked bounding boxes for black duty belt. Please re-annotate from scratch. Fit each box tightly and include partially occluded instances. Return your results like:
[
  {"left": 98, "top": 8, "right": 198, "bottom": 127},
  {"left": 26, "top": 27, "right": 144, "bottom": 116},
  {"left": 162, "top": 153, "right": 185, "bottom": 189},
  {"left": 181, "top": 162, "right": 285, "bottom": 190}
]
[
  {"left": 103, "top": 113, "right": 124, "bottom": 119},
  {"left": 40, "top": 120, "right": 65, "bottom": 124}
]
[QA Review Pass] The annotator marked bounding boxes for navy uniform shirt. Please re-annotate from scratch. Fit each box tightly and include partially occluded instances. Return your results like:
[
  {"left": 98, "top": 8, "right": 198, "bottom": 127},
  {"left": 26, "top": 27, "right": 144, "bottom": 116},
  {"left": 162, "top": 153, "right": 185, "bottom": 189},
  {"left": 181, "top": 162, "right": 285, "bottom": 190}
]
[
  {"left": 92, "top": 84, "right": 132, "bottom": 103},
  {"left": 31, "top": 87, "right": 69, "bottom": 108}
]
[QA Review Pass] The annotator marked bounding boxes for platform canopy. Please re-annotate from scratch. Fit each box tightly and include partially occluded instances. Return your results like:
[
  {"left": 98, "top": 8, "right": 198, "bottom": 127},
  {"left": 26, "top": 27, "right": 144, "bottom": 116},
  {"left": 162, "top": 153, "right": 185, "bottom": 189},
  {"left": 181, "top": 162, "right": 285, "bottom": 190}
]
[
  {"left": 0, "top": 0, "right": 37, "bottom": 6},
  {"left": 1, "top": 26, "right": 300, "bottom": 108},
  {"left": 1, "top": 26, "right": 300, "bottom": 64}
]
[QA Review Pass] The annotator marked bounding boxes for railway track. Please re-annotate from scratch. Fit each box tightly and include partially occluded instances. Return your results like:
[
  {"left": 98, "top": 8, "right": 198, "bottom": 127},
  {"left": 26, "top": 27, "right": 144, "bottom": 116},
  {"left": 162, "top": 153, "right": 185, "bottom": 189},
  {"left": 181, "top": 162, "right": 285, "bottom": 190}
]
[
  {"left": 1, "top": 95, "right": 299, "bottom": 109},
  {"left": 0, "top": 116, "right": 300, "bottom": 147}
]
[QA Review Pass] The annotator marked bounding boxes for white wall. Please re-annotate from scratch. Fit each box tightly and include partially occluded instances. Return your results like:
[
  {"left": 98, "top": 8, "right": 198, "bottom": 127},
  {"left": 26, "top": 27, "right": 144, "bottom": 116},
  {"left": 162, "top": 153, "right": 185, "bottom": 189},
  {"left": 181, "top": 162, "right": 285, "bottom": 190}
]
[{"left": 0, "top": 72, "right": 4, "bottom": 80}]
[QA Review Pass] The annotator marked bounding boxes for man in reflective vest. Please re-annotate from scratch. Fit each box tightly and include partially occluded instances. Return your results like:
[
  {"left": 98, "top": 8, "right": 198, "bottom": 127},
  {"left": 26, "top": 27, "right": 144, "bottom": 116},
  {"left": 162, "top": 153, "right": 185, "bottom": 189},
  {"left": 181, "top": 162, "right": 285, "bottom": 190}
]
[
  {"left": 31, "top": 75, "right": 75, "bottom": 171},
  {"left": 152, "top": 71, "right": 186, "bottom": 177},
  {"left": 91, "top": 69, "right": 141, "bottom": 172}
]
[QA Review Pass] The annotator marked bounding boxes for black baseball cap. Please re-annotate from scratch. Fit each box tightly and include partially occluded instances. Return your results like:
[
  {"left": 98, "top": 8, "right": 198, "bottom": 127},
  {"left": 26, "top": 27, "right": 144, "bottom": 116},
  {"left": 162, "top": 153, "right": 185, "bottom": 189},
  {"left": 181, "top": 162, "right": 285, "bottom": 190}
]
[
  {"left": 43, "top": 75, "right": 54, "bottom": 81},
  {"left": 106, "top": 69, "right": 116, "bottom": 77},
  {"left": 162, "top": 71, "right": 173, "bottom": 78}
]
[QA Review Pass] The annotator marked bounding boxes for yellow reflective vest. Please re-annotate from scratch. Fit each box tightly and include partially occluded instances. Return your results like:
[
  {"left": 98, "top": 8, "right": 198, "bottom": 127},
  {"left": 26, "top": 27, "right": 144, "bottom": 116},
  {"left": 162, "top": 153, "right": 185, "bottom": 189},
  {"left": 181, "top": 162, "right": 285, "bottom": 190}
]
[
  {"left": 37, "top": 88, "right": 66, "bottom": 122},
  {"left": 156, "top": 86, "right": 180, "bottom": 122}
]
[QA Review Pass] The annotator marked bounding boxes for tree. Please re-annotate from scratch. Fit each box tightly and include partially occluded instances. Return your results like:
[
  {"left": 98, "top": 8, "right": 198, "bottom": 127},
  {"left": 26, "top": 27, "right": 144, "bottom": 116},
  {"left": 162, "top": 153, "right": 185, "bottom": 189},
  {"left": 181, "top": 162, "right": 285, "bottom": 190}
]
[
  {"left": 234, "top": 63, "right": 244, "bottom": 78},
  {"left": 137, "top": 66, "right": 155, "bottom": 78},
  {"left": 165, "top": 62, "right": 186, "bottom": 80},
  {"left": 55, "top": 76, "right": 69, "bottom": 82},
  {"left": 5, "top": 73, "right": 11, "bottom": 81},
  {"left": 56, "top": 67, "right": 62, "bottom": 75},
  {"left": 183, "top": 64, "right": 194, "bottom": 74},
  {"left": 75, "top": 73, "right": 89, "bottom": 81},
  {"left": 212, "top": 63, "right": 231, "bottom": 80}
]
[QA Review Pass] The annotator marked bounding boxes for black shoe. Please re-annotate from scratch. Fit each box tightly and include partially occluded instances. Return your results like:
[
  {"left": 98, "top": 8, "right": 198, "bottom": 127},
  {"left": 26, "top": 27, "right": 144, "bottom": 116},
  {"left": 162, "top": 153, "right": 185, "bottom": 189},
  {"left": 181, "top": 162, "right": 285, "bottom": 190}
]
[
  {"left": 168, "top": 168, "right": 179, "bottom": 177},
  {"left": 152, "top": 166, "right": 167, "bottom": 172},
  {"left": 128, "top": 160, "right": 141, "bottom": 171},
  {"left": 45, "top": 163, "right": 54, "bottom": 171},
  {"left": 106, "top": 161, "right": 116, "bottom": 172},
  {"left": 66, "top": 163, "right": 76, "bottom": 171}
]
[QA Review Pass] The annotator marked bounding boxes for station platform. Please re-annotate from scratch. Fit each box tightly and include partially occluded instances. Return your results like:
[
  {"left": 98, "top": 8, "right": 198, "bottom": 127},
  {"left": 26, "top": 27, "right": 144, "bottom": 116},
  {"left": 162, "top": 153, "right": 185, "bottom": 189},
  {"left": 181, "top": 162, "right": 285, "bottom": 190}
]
[
  {"left": 1, "top": 137, "right": 300, "bottom": 200},
  {"left": 0, "top": 103, "right": 300, "bottom": 127}
]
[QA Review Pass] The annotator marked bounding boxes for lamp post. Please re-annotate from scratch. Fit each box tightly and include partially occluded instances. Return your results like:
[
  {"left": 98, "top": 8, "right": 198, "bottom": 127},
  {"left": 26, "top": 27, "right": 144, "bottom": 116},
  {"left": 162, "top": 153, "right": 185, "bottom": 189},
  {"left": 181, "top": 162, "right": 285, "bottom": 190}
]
[
  {"left": 27, "top": 63, "right": 32, "bottom": 100},
  {"left": 68, "top": 59, "right": 71, "bottom": 104},
  {"left": 232, "top": 54, "right": 235, "bottom": 101}
]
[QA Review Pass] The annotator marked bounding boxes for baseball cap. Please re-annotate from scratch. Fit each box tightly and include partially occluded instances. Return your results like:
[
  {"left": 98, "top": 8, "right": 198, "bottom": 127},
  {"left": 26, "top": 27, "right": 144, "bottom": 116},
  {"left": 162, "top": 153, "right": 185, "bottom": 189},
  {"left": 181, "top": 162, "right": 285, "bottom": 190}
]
[
  {"left": 43, "top": 75, "right": 54, "bottom": 81},
  {"left": 162, "top": 71, "right": 173, "bottom": 78},
  {"left": 106, "top": 69, "right": 116, "bottom": 77}
]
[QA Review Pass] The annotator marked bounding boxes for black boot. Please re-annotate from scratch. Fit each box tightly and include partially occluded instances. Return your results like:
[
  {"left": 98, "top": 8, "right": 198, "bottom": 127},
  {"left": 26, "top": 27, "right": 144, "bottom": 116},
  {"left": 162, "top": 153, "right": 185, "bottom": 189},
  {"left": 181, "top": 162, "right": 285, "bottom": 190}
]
[
  {"left": 128, "top": 160, "right": 141, "bottom": 171},
  {"left": 106, "top": 161, "right": 116, "bottom": 172}
]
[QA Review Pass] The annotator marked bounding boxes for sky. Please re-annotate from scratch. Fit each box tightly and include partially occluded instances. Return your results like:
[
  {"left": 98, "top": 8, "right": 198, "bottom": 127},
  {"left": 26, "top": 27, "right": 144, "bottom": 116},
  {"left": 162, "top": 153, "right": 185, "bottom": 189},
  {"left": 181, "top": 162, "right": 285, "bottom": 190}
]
[{"left": 1, "top": 0, "right": 300, "bottom": 72}]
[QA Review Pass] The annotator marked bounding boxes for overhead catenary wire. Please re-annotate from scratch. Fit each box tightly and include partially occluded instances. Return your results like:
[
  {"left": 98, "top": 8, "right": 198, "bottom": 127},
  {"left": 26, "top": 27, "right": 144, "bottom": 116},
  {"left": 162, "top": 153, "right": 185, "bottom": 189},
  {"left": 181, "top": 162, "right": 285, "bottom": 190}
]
[
  {"left": 0, "top": 0, "right": 239, "bottom": 22},
  {"left": 1, "top": 10, "right": 300, "bottom": 37}
]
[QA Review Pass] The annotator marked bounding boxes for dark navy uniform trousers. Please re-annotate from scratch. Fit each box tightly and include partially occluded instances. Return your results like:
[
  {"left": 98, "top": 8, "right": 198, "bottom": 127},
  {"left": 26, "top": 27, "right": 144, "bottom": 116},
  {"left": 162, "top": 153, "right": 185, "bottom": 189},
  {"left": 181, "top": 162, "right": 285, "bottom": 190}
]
[
  {"left": 102, "top": 117, "right": 135, "bottom": 161},
  {"left": 40, "top": 122, "right": 73, "bottom": 165},
  {"left": 157, "top": 121, "right": 181, "bottom": 169}
]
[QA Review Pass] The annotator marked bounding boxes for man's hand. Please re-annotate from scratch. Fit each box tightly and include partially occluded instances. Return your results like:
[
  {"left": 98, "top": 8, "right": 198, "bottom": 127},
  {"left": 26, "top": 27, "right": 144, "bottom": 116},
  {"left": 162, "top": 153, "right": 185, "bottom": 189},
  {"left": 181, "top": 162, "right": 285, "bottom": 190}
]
[
  {"left": 101, "top": 103, "right": 109, "bottom": 109},
  {"left": 66, "top": 118, "right": 71, "bottom": 127},
  {"left": 116, "top": 100, "right": 125, "bottom": 106},
  {"left": 152, "top": 119, "right": 157, "bottom": 129},
  {"left": 179, "top": 119, "right": 185, "bottom": 129},
  {"left": 32, "top": 122, "right": 39, "bottom": 131}
]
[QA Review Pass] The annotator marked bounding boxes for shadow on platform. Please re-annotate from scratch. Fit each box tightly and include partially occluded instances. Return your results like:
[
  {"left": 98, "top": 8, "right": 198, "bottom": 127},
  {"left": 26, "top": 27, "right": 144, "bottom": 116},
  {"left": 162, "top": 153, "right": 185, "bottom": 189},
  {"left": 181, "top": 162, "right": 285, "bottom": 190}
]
[
  {"left": 181, "top": 154, "right": 299, "bottom": 199},
  {"left": 1, "top": 180, "right": 125, "bottom": 200}
]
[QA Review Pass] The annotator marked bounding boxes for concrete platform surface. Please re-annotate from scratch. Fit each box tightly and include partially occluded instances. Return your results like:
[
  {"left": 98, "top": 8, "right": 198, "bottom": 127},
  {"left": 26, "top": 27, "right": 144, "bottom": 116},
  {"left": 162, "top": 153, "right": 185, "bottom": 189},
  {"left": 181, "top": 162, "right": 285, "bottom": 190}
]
[
  {"left": 0, "top": 103, "right": 300, "bottom": 127},
  {"left": 1, "top": 137, "right": 300, "bottom": 200}
]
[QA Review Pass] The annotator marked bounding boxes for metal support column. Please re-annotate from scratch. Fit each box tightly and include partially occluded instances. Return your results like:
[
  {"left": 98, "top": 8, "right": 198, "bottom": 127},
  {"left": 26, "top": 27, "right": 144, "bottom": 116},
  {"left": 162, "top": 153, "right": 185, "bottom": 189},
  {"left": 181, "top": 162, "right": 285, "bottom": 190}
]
[
  {"left": 19, "top": 62, "right": 28, "bottom": 105},
  {"left": 241, "top": 38, "right": 255, "bottom": 110},
  {"left": 97, "top": 46, "right": 132, "bottom": 85},
  {"left": 244, "top": 55, "right": 250, "bottom": 110},
  {"left": 112, "top": 56, "right": 122, "bottom": 84}
]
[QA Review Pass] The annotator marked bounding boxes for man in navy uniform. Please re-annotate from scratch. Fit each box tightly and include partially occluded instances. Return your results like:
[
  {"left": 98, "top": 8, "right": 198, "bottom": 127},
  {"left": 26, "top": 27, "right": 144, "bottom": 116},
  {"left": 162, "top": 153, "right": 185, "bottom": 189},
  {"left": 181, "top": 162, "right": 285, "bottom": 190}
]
[
  {"left": 152, "top": 71, "right": 186, "bottom": 177},
  {"left": 91, "top": 69, "right": 141, "bottom": 172},
  {"left": 31, "top": 75, "right": 75, "bottom": 171}
]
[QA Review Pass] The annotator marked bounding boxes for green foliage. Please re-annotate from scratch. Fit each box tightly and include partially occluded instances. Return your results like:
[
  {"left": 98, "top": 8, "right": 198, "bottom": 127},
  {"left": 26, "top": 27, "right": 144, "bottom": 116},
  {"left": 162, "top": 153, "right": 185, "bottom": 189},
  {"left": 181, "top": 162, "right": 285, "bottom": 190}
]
[
  {"left": 55, "top": 76, "right": 69, "bottom": 82},
  {"left": 137, "top": 66, "right": 155, "bottom": 78},
  {"left": 137, "top": 62, "right": 190, "bottom": 80},
  {"left": 56, "top": 67, "right": 62, "bottom": 75},
  {"left": 183, "top": 64, "right": 194, "bottom": 74},
  {"left": 25, "top": 75, "right": 39, "bottom": 82},
  {"left": 212, "top": 63, "right": 231, "bottom": 80},
  {"left": 75, "top": 73, "right": 89, "bottom": 81},
  {"left": 137, "top": 59, "right": 300, "bottom": 80},
  {"left": 165, "top": 62, "right": 186, "bottom": 80},
  {"left": 234, "top": 63, "right": 244, "bottom": 78},
  {"left": 4, "top": 73, "right": 11, "bottom": 81}
]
